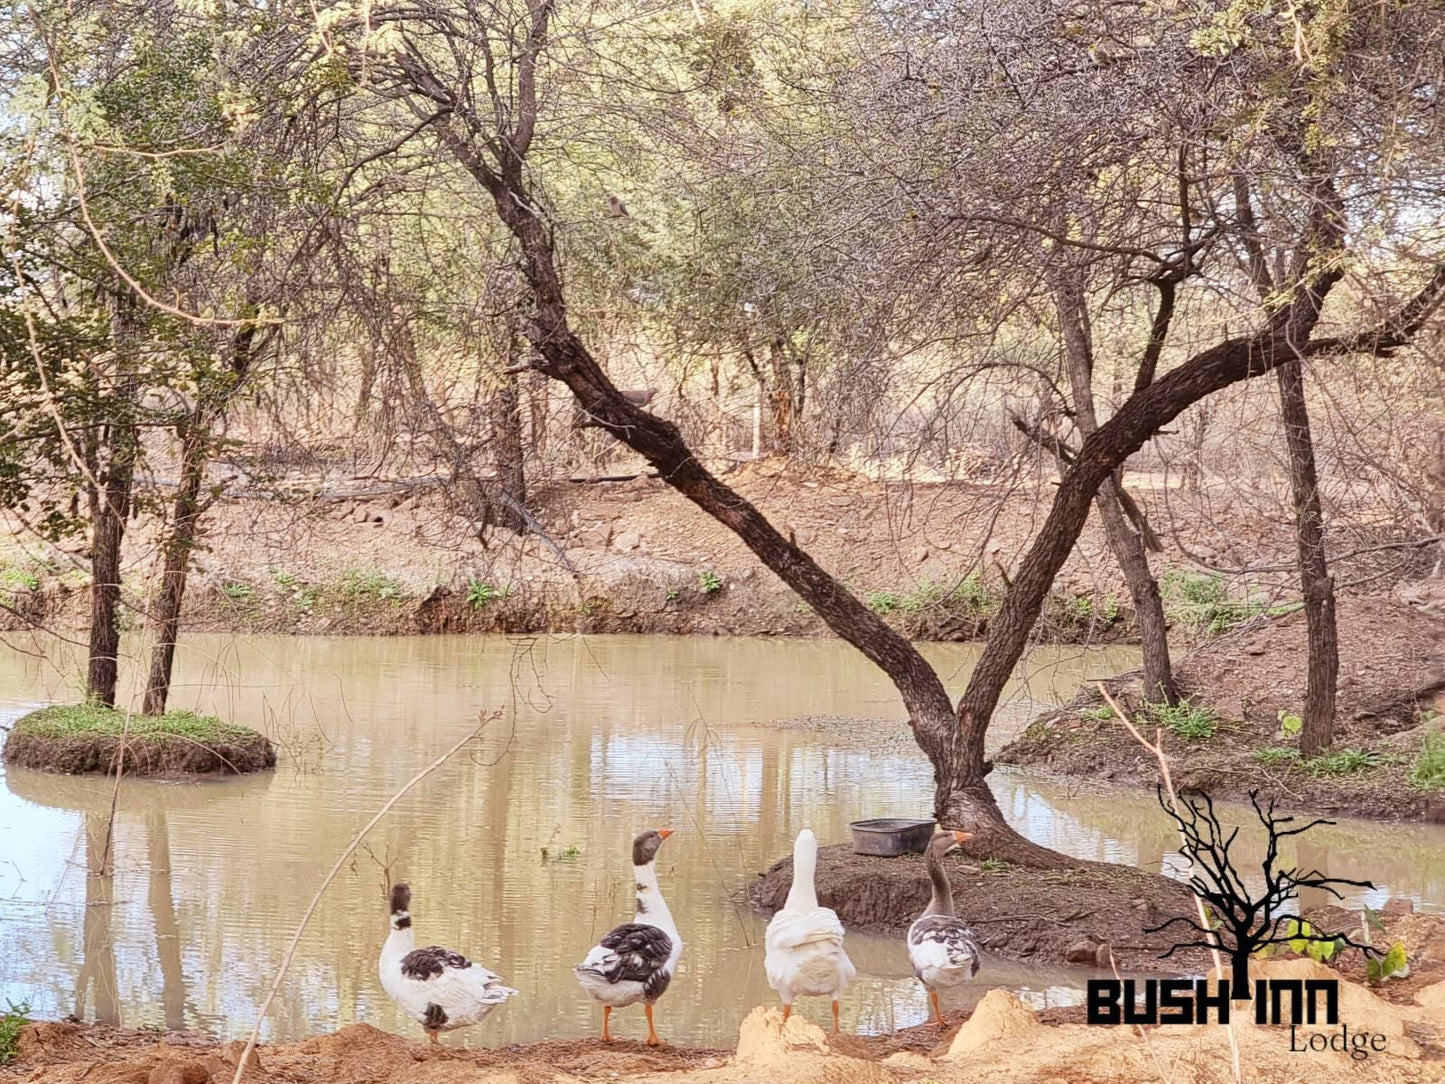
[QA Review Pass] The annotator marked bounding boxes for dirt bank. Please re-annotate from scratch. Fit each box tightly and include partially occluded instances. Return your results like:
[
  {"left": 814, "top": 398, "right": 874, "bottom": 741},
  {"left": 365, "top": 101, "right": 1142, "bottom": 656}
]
[
  {"left": 2, "top": 705, "right": 276, "bottom": 778},
  {"left": 998, "top": 595, "right": 1445, "bottom": 821},
  {"left": 5, "top": 459, "right": 1431, "bottom": 645},
  {"left": 750, "top": 843, "right": 1214, "bottom": 975},
  {"left": 7, "top": 963, "right": 1445, "bottom": 1084}
]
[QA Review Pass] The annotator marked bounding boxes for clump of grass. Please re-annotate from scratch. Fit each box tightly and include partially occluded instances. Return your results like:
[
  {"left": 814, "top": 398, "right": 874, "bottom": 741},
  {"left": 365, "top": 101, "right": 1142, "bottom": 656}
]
[
  {"left": 1078, "top": 704, "right": 1116, "bottom": 722},
  {"left": 0, "top": 999, "right": 30, "bottom": 1065},
  {"left": 1022, "top": 719, "right": 1054, "bottom": 742},
  {"left": 698, "top": 570, "right": 723, "bottom": 594},
  {"left": 0, "top": 565, "right": 40, "bottom": 592},
  {"left": 270, "top": 568, "right": 298, "bottom": 589},
  {"left": 1149, "top": 698, "right": 1216, "bottom": 741},
  {"left": 465, "top": 579, "right": 509, "bottom": 610},
  {"left": 12, "top": 703, "right": 257, "bottom": 743},
  {"left": 979, "top": 857, "right": 1014, "bottom": 873},
  {"left": 1302, "top": 748, "right": 1381, "bottom": 777},
  {"left": 221, "top": 582, "right": 253, "bottom": 601},
  {"left": 1160, "top": 570, "right": 1296, "bottom": 638},
  {"left": 339, "top": 569, "right": 404, "bottom": 601},
  {"left": 1410, "top": 728, "right": 1445, "bottom": 792},
  {"left": 1252, "top": 745, "right": 1301, "bottom": 765},
  {"left": 868, "top": 590, "right": 902, "bottom": 614}
]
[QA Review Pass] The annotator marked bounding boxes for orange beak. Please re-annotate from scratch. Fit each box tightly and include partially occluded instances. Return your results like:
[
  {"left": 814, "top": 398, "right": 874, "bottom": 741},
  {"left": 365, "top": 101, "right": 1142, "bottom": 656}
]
[
  {"left": 951, "top": 830, "right": 974, "bottom": 843},
  {"left": 657, "top": 828, "right": 675, "bottom": 839}
]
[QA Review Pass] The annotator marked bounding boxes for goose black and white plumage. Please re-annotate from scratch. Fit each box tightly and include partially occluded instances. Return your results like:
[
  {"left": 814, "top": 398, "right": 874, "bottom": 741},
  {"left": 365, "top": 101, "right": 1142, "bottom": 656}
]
[
  {"left": 907, "top": 830, "right": 982, "bottom": 1025},
  {"left": 380, "top": 883, "right": 517, "bottom": 1043},
  {"left": 574, "top": 828, "right": 680, "bottom": 1045},
  {"left": 764, "top": 828, "right": 856, "bottom": 1032}
]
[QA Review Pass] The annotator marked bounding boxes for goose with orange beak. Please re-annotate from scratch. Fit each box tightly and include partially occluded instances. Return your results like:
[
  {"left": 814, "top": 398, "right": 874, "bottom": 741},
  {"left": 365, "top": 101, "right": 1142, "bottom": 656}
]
[
  {"left": 907, "top": 829, "right": 981, "bottom": 1025},
  {"left": 575, "top": 828, "right": 681, "bottom": 1045}
]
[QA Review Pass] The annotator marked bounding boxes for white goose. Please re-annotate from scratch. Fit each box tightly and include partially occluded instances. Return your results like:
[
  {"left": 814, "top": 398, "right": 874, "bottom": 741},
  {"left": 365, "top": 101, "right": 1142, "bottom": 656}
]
[
  {"left": 764, "top": 828, "right": 856, "bottom": 1032},
  {"left": 575, "top": 828, "right": 681, "bottom": 1045},
  {"left": 907, "top": 830, "right": 982, "bottom": 1025},
  {"left": 379, "top": 883, "right": 517, "bottom": 1043}
]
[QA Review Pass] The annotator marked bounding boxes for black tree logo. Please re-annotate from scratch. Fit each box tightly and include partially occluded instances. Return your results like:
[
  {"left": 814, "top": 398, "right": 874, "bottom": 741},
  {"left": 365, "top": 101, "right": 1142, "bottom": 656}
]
[{"left": 1149, "top": 788, "right": 1378, "bottom": 999}]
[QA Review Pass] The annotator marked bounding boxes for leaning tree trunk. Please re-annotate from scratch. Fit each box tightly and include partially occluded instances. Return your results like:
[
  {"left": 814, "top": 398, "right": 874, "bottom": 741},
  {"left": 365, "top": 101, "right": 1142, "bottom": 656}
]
[
  {"left": 1056, "top": 274, "right": 1178, "bottom": 704},
  {"left": 1276, "top": 358, "right": 1338, "bottom": 755},
  {"left": 142, "top": 417, "right": 207, "bottom": 715},
  {"left": 403, "top": 36, "right": 1444, "bottom": 865}
]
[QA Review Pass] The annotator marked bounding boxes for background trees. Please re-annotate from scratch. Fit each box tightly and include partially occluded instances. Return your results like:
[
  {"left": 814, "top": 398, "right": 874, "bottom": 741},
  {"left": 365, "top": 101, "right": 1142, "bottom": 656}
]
[{"left": 3, "top": 0, "right": 1442, "bottom": 855}]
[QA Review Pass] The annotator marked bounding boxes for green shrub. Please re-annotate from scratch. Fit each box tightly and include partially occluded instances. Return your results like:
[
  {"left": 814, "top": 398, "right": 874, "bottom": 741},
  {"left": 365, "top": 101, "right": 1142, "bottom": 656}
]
[
  {"left": 341, "top": 569, "right": 403, "bottom": 601},
  {"left": 951, "top": 573, "right": 998, "bottom": 614},
  {"left": 270, "top": 568, "right": 298, "bottom": 588},
  {"left": 0, "top": 999, "right": 29, "bottom": 1065},
  {"left": 1149, "top": 698, "right": 1216, "bottom": 741},
  {"left": 221, "top": 582, "right": 253, "bottom": 601},
  {"left": 1160, "top": 570, "right": 1294, "bottom": 637},
  {"left": 466, "top": 579, "right": 507, "bottom": 610},
  {"left": 868, "top": 590, "right": 902, "bottom": 614},
  {"left": 0, "top": 566, "right": 40, "bottom": 591},
  {"left": 1410, "top": 728, "right": 1445, "bottom": 792},
  {"left": 698, "top": 570, "right": 723, "bottom": 594},
  {"left": 1302, "top": 748, "right": 1381, "bottom": 777},
  {"left": 1078, "top": 705, "right": 1116, "bottom": 722}
]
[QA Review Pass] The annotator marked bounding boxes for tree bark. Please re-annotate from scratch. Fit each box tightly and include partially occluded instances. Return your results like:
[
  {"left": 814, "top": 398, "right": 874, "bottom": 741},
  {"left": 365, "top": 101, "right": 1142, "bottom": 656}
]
[
  {"left": 86, "top": 307, "right": 140, "bottom": 707},
  {"left": 1276, "top": 358, "right": 1338, "bottom": 755},
  {"left": 488, "top": 328, "right": 527, "bottom": 532},
  {"left": 141, "top": 417, "right": 206, "bottom": 715},
  {"left": 1056, "top": 274, "right": 1178, "bottom": 704}
]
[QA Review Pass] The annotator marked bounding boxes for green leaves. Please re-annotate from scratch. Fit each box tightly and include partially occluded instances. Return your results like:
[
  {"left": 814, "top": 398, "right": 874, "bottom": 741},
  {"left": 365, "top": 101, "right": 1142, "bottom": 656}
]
[{"left": 1366, "top": 941, "right": 1409, "bottom": 984}]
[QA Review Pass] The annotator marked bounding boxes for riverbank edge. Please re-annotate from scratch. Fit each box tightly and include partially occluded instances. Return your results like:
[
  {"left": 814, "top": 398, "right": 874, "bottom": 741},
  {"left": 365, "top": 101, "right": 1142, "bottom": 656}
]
[{"left": 0, "top": 573, "right": 1142, "bottom": 645}]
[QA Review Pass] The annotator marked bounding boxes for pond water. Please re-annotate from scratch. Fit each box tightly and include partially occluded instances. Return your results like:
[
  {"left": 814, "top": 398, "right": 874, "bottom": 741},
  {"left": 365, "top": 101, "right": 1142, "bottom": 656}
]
[{"left": 1, "top": 633, "right": 1442, "bottom": 1048}]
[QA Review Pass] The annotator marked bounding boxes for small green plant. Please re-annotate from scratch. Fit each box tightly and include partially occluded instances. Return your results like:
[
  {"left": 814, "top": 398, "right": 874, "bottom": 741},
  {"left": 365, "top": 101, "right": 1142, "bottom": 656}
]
[
  {"left": 1253, "top": 919, "right": 1343, "bottom": 963},
  {"left": 698, "top": 570, "right": 723, "bottom": 594},
  {"left": 1078, "top": 705, "right": 1116, "bottom": 722},
  {"left": 1022, "top": 719, "right": 1054, "bottom": 742},
  {"left": 1410, "top": 727, "right": 1445, "bottom": 792},
  {"left": 951, "top": 573, "right": 997, "bottom": 614},
  {"left": 1277, "top": 710, "right": 1303, "bottom": 738},
  {"left": 466, "top": 579, "right": 507, "bottom": 610},
  {"left": 979, "top": 857, "right": 1014, "bottom": 873},
  {"left": 1160, "top": 570, "right": 1288, "bottom": 637},
  {"left": 0, "top": 566, "right": 40, "bottom": 591},
  {"left": 221, "top": 582, "right": 253, "bottom": 601},
  {"left": 1251, "top": 745, "right": 1301, "bottom": 765},
  {"left": 0, "top": 999, "right": 30, "bottom": 1065},
  {"left": 665, "top": 588, "right": 679, "bottom": 601},
  {"left": 1367, "top": 941, "right": 1410, "bottom": 984},
  {"left": 1302, "top": 748, "right": 1381, "bottom": 777},
  {"left": 868, "top": 590, "right": 902, "bottom": 614},
  {"left": 1149, "top": 698, "right": 1217, "bottom": 741},
  {"left": 540, "top": 844, "right": 582, "bottom": 862},
  {"left": 270, "top": 568, "right": 298, "bottom": 589},
  {"left": 342, "top": 569, "right": 404, "bottom": 601}
]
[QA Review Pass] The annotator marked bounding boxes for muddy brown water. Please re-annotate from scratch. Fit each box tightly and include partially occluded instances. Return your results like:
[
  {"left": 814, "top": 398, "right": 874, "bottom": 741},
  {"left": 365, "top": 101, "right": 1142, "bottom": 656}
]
[{"left": 1, "top": 633, "right": 1442, "bottom": 1048}]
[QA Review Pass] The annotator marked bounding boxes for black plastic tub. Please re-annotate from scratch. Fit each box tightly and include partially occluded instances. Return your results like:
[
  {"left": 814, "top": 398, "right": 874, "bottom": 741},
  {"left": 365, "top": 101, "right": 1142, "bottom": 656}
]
[{"left": 849, "top": 818, "right": 936, "bottom": 857}]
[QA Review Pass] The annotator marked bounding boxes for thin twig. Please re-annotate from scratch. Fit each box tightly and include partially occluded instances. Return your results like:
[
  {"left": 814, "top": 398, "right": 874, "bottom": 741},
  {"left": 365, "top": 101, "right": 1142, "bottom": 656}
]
[
  {"left": 1099, "top": 684, "right": 1242, "bottom": 1084},
  {"left": 98, "top": 709, "right": 132, "bottom": 877},
  {"left": 229, "top": 716, "right": 494, "bottom": 1084}
]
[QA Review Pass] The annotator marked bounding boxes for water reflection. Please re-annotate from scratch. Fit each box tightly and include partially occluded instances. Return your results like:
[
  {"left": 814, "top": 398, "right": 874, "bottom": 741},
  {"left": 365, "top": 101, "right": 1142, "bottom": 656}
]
[{"left": 0, "top": 632, "right": 1440, "bottom": 1048}]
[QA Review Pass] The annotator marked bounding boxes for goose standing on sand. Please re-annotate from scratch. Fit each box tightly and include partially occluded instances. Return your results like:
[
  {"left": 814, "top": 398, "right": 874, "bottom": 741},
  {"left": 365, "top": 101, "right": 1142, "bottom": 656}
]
[
  {"left": 764, "top": 828, "right": 856, "bottom": 1032},
  {"left": 575, "top": 828, "right": 681, "bottom": 1045},
  {"left": 380, "top": 883, "right": 517, "bottom": 1043},
  {"left": 907, "top": 830, "right": 982, "bottom": 1025}
]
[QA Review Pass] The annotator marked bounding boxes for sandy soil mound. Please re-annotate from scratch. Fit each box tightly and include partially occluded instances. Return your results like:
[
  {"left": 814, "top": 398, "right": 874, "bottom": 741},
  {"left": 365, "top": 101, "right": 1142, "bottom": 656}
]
[{"left": 7, "top": 972, "right": 1443, "bottom": 1084}]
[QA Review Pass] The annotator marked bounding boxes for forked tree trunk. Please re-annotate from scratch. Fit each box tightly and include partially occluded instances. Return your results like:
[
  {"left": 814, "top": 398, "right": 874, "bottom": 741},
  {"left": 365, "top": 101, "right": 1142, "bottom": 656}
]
[
  {"left": 1276, "top": 358, "right": 1338, "bottom": 755},
  {"left": 141, "top": 418, "right": 207, "bottom": 715},
  {"left": 408, "top": 39, "right": 1445, "bottom": 865},
  {"left": 1056, "top": 275, "right": 1178, "bottom": 704}
]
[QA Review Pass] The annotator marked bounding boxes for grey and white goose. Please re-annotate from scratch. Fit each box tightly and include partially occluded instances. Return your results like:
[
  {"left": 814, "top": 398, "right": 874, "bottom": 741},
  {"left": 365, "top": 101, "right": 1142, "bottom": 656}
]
[
  {"left": 574, "top": 828, "right": 680, "bottom": 1045},
  {"left": 379, "top": 883, "right": 517, "bottom": 1043},
  {"left": 907, "top": 830, "right": 981, "bottom": 1025}
]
